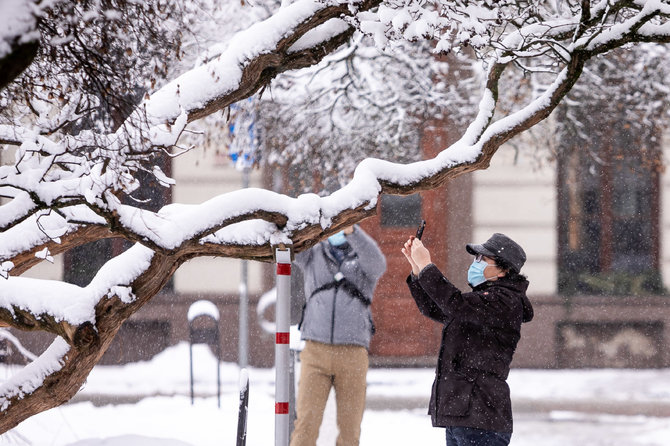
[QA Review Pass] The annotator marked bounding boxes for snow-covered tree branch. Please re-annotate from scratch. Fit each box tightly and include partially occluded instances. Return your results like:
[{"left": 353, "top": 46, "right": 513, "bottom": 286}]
[{"left": 1, "top": 0, "right": 670, "bottom": 432}]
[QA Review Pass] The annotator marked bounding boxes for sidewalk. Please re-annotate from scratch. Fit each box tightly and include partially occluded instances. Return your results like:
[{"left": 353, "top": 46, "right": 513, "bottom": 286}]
[
  {"left": 69, "top": 347, "right": 670, "bottom": 418},
  {"left": 11, "top": 344, "right": 670, "bottom": 446},
  {"left": 72, "top": 389, "right": 670, "bottom": 417},
  {"left": 365, "top": 394, "right": 670, "bottom": 416},
  {"left": 368, "top": 367, "right": 670, "bottom": 416}
]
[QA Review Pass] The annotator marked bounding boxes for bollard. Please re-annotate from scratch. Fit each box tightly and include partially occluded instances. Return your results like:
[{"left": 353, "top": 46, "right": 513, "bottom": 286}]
[
  {"left": 256, "top": 288, "right": 302, "bottom": 439},
  {"left": 274, "top": 246, "right": 292, "bottom": 446},
  {"left": 187, "top": 300, "right": 221, "bottom": 407}
]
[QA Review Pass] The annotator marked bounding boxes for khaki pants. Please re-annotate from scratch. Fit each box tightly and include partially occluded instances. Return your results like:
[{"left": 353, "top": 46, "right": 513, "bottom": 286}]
[{"left": 290, "top": 341, "right": 369, "bottom": 446}]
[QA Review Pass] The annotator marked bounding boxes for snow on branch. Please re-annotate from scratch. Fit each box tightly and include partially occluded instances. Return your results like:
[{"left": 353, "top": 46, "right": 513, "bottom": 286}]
[
  {"left": 2, "top": 1, "right": 670, "bottom": 271},
  {"left": 0, "top": 243, "right": 151, "bottom": 337},
  {"left": 2, "top": 1, "right": 669, "bottom": 269},
  {"left": 0, "top": 0, "right": 378, "bottom": 251},
  {"left": 142, "top": 0, "right": 376, "bottom": 125},
  {"left": 0, "top": 337, "right": 69, "bottom": 412},
  {"left": 1, "top": 0, "right": 670, "bottom": 432}
]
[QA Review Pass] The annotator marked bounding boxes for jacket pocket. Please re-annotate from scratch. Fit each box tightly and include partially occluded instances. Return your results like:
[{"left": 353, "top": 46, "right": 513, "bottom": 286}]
[{"left": 438, "top": 374, "right": 474, "bottom": 417}]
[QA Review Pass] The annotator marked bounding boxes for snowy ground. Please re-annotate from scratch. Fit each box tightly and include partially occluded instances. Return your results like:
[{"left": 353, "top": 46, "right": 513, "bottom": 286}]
[{"left": 2, "top": 342, "right": 670, "bottom": 445}]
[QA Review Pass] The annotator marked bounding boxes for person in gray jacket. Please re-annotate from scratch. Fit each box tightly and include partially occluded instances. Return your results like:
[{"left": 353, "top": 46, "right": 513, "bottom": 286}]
[{"left": 290, "top": 224, "right": 386, "bottom": 446}]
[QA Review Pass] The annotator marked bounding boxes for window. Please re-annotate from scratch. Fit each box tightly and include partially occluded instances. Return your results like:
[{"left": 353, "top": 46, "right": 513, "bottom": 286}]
[
  {"left": 556, "top": 321, "right": 663, "bottom": 368},
  {"left": 64, "top": 239, "right": 117, "bottom": 287},
  {"left": 557, "top": 129, "right": 661, "bottom": 295},
  {"left": 65, "top": 155, "right": 173, "bottom": 291},
  {"left": 100, "top": 320, "right": 171, "bottom": 364},
  {"left": 380, "top": 194, "right": 422, "bottom": 227}
]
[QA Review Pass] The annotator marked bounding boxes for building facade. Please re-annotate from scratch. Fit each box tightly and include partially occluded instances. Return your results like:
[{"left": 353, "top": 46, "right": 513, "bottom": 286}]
[
  {"left": 7, "top": 116, "right": 670, "bottom": 370},
  {"left": 468, "top": 123, "right": 670, "bottom": 369}
]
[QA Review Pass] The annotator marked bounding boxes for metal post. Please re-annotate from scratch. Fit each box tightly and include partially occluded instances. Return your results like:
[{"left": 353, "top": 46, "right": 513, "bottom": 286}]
[
  {"left": 239, "top": 167, "right": 250, "bottom": 368},
  {"left": 189, "top": 339, "right": 194, "bottom": 405},
  {"left": 274, "top": 246, "right": 292, "bottom": 446},
  {"left": 239, "top": 261, "right": 249, "bottom": 368},
  {"left": 216, "top": 325, "right": 222, "bottom": 408}
]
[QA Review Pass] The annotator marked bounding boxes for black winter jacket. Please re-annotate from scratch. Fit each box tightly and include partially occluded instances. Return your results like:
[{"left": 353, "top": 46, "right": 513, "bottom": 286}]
[{"left": 407, "top": 264, "right": 533, "bottom": 433}]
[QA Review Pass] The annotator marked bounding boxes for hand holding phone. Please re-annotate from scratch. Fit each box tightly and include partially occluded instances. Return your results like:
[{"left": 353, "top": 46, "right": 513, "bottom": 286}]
[
  {"left": 415, "top": 219, "right": 426, "bottom": 240},
  {"left": 405, "top": 219, "right": 431, "bottom": 271}
]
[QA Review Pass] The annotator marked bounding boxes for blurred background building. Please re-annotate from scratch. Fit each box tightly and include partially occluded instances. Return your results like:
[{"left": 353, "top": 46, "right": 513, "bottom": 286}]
[{"left": 9, "top": 114, "right": 670, "bottom": 371}]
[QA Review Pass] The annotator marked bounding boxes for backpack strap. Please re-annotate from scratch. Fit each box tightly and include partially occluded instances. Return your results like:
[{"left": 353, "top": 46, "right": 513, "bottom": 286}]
[
  {"left": 298, "top": 274, "right": 374, "bottom": 334},
  {"left": 309, "top": 273, "right": 371, "bottom": 306}
]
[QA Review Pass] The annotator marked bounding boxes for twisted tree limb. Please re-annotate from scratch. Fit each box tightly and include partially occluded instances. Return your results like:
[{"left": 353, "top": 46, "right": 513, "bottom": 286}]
[{"left": 2, "top": 0, "right": 670, "bottom": 434}]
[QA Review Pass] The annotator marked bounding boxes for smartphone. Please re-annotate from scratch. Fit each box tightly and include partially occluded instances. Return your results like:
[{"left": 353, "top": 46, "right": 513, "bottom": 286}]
[{"left": 415, "top": 219, "right": 426, "bottom": 240}]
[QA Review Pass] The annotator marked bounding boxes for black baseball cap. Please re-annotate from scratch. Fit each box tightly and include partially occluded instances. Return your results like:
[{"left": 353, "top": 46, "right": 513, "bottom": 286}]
[{"left": 466, "top": 233, "right": 526, "bottom": 273}]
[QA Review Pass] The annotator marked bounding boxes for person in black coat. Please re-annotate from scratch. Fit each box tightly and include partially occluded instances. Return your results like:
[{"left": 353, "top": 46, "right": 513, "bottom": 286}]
[{"left": 402, "top": 233, "right": 534, "bottom": 446}]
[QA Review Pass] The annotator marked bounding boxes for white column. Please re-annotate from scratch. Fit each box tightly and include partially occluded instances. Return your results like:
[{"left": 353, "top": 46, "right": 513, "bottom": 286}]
[{"left": 274, "top": 247, "right": 292, "bottom": 446}]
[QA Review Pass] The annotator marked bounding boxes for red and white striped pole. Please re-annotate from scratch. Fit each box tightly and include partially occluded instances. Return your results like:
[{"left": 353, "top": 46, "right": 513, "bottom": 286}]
[{"left": 274, "top": 246, "right": 292, "bottom": 446}]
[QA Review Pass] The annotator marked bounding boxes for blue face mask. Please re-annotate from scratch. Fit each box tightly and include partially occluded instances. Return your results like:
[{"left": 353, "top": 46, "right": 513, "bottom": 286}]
[
  {"left": 467, "top": 259, "right": 488, "bottom": 287},
  {"left": 328, "top": 231, "right": 347, "bottom": 246}
]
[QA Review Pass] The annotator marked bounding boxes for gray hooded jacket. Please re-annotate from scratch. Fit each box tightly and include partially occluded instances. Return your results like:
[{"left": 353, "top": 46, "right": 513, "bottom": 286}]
[{"left": 295, "top": 226, "right": 386, "bottom": 349}]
